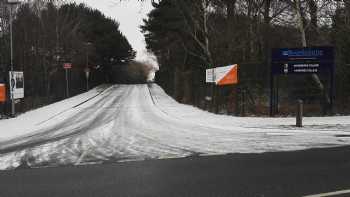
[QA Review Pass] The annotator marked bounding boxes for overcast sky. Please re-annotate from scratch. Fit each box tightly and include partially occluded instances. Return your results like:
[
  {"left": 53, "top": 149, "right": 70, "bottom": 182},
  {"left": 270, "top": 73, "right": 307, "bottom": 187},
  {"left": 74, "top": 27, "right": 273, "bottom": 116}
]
[{"left": 73, "top": 0, "right": 154, "bottom": 62}]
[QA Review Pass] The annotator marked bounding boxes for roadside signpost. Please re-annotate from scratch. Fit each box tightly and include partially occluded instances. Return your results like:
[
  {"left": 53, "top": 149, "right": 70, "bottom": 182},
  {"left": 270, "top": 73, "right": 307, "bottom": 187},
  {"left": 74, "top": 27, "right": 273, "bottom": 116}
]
[
  {"left": 84, "top": 67, "right": 90, "bottom": 91},
  {"left": 63, "top": 62, "right": 72, "bottom": 69},
  {"left": 206, "top": 64, "right": 238, "bottom": 85},
  {"left": 0, "top": 83, "right": 6, "bottom": 102},
  {"left": 6, "top": 0, "right": 21, "bottom": 117},
  {"left": 270, "top": 47, "right": 335, "bottom": 116},
  {"left": 215, "top": 65, "right": 239, "bottom": 86},
  {"left": 271, "top": 47, "right": 334, "bottom": 75},
  {"left": 206, "top": 64, "right": 239, "bottom": 114},
  {"left": 63, "top": 63, "right": 72, "bottom": 98},
  {"left": 0, "top": 83, "right": 5, "bottom": 118},
  {"left": 8, "top": 71, "right": 24, "bottom": 116},
  {"left": 9, "top": 71, "right": 24, "bottom": 100},
  {"left": 205, "top": 68, "right": 215, "bottom": 83}
]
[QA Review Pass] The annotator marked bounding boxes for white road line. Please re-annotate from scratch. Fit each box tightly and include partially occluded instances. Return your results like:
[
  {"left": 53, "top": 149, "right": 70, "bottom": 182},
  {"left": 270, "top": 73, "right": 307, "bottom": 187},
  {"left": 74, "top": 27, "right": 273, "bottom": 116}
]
[{"left": 303, "top": 189, "right": 350, "bottom": 197}]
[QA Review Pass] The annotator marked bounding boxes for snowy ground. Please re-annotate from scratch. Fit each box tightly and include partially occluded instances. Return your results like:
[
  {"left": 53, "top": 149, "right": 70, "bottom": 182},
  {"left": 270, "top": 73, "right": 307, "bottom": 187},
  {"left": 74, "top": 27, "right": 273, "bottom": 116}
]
[{"left": 0, "top": 84, "right": 349, "bottom": 170}]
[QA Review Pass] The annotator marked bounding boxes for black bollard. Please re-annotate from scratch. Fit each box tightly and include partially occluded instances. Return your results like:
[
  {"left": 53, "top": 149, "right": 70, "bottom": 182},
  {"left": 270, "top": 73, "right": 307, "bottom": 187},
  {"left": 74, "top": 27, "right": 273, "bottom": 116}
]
[{"left": 296, "top": 100, "right": 303, "bottom": 127}]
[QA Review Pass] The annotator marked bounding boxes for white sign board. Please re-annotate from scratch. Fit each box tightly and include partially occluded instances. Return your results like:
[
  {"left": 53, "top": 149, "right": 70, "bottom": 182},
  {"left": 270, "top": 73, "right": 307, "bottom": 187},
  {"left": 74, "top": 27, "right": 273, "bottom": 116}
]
[
  {"left": 9, "top": 71, "right": 24, "bottom": 99},
  {"left": 206, "top": 68, "right": 215, "bottom": 83}
]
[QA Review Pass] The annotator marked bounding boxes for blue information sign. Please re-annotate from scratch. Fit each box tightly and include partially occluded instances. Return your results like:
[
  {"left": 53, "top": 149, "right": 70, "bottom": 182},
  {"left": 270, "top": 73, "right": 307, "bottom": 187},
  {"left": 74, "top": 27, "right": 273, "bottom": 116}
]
[
  {"left": 271, "top": 47, "right": 334, "bottom": 75},
  {"left": 269, "top": 46, "right": 335, "bottom": 116}
]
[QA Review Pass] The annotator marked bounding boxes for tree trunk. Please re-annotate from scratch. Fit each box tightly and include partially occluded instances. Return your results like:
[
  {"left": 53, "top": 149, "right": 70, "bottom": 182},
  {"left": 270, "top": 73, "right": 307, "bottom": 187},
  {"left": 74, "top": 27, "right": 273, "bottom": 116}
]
[
  {"left": 294, "top": 0, "right": 331, "bottom": 115},
  {"left": 295, "top": 0, "right": 307, "bottom": 47},
  {"left": 200, "top": 0, "right": 216, "bottom": 112},
  {"left": 263, "top": 0, "right": 272, "bottom": 80},
  {"left": 225, "top": 0, "right": 236, "bottom": 21},
  {"left": 182, "top": 70, "right": 192, "bottom": 104},
  {"left": 173, "top": 66, "right": 181, "bottom": 101},
  {"left": 307, "top": 0, "right": 318, "bottom": 45},
  {"left": 224, "top": 0, "right": 237, "bottom": 62},
  {"left": 345, "top": 0, "right": 350, "bottom": 19}
]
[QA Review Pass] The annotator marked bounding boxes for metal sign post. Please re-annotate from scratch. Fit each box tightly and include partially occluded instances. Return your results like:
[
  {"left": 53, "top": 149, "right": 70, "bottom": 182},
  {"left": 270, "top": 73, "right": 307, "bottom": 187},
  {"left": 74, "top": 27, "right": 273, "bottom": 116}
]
[
  {"left": 63, "top": 63, "right": 72, "bottom": 98},
  {"left": 7, "top": 0, "right": 21, "bottom": 117},
  {"left": 65, "top": 69, "right": 69, "bottom": 97},
  {"left": 296, "top": 100, "right": 303, "bottom": 127},
  {"left": 84, "top": 67, "right": 90, "bottom": 91},
  {"left": 10, "top": 72, "right": 15, "bottom": 116},
  {"left": 206, "top": 64, "right": 239, "bottom": 114}
]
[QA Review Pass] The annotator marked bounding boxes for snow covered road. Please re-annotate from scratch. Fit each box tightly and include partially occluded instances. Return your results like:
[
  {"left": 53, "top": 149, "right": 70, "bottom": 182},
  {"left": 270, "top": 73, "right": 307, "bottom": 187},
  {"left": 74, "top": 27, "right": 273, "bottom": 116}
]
[{"left": 0, "top": 84, "right": 350, "bottom": 170}]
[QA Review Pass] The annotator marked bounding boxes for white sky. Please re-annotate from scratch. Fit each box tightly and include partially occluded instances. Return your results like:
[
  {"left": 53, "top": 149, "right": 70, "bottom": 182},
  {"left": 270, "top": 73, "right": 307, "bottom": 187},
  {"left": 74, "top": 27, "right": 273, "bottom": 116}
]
[{"left": 72, "top": 0, "right": 154, "bottom": 62}]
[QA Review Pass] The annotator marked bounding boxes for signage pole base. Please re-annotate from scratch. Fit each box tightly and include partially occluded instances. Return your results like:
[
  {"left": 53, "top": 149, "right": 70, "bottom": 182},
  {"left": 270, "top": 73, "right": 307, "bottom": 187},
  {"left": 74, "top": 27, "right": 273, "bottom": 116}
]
[
  {"left": 11, "top": 98, "right": 15, "bottom": 117},
  {"left": 270, "top": 75, "right": 274, "bottom": 117},
  {"left": 86, "top": 80, "right": 89, "bottom": 91},
  {"left": 65, "top": 69, "right": 69, "bottom": 98}
]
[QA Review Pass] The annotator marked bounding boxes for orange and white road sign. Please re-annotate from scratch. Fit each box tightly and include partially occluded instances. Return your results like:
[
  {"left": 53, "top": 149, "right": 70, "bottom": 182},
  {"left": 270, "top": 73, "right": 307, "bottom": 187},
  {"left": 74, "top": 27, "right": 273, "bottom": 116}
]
[
  {"left": 0, "top": 83, "right": 6, "bottom": 102},
  {"left": 215, "top": 64, "right": 238, "bottom": 86}
]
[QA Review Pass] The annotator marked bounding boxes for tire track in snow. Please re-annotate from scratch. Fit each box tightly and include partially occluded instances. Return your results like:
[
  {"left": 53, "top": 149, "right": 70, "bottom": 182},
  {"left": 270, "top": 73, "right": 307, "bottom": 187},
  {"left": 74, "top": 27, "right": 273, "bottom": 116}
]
[
  {"left": 0, "top": 84, "right": 350, "bottom": 170},
  {"left": 0, "top": 85, "right": 125, "bottom": 154}
]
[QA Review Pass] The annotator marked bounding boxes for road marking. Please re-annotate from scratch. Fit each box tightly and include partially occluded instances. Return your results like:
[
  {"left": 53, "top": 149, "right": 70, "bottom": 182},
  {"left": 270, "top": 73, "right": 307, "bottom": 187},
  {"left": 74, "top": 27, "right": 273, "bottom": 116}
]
[{"left": 304, "top": 189, "right": 350, "bottom": 197}]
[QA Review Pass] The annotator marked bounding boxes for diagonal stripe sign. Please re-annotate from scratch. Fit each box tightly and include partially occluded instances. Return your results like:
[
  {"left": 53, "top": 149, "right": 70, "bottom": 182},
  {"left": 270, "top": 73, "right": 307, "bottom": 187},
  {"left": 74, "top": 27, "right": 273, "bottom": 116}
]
[
  {"left": 216, "top": 64, "right": 238, "bottom": 85},
  {"left": 206, "top": 64, "right": 238, "bottom": 86}
]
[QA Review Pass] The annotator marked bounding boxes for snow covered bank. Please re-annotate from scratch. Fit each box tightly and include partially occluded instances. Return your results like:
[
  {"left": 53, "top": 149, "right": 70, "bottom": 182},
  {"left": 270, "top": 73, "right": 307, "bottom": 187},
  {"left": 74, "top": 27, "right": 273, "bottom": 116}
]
[
  {"left": 0, "top": 84, "right": 349, "bottom": 170},
  {"left": 0, "top": 85, "right": 110, "bottom": 140}
]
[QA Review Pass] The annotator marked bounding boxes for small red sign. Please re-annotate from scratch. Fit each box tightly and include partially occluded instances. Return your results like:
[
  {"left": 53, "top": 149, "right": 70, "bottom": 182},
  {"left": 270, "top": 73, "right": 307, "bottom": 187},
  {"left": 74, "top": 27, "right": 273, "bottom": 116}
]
[
  {"left": 63, "top": 63, "right": 72, "bottom": 69},
  {"left": 0, "top": 84, "right": 6, "bottom": 102}
]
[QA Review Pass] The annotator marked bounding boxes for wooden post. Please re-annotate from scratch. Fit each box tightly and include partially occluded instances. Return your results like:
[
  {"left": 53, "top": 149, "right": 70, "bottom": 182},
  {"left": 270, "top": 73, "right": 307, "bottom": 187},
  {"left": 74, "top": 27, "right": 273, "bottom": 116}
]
[
  {"left": 241, "top": 89, "right": 246, "bottom": 117},
  {"left": 296, "top": 99, "right": 303, "bottom": 127}
]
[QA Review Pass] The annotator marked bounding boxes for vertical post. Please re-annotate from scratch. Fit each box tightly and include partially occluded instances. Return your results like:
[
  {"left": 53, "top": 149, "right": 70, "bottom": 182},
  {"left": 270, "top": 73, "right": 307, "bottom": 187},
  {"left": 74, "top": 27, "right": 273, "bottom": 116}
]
[
  {"left": 215, "top": 86, "right": 219, "bottom": 114},
  {"left": 86, "top": 47, "right": 89, "bottom": 91},
  {"left": 9, "top": 5, "right": 13, "bottom": 73},
  {"left": 270, "top": 74, "right": 274, "bottom": 116},
  {"left": 233, "top": 85, "right": 238, "bottom": 115},
  {"left": 9, "top": 5, "right": 15, "bottom": 117},
  {"left": 329, "top": 66, "right": 334, "bottom": 115},
  {"left": 296, "top": 99, "right": 303, "bottom": 127},
  {"left": 275, "top": 76, "right": 279, "bottom": 114},
  {"left": 241, "top": 89, "right": 246, "bottom": 116},
  {"left": 65, "top": 68, "right": 69, "bottom": 98},
  {"left": 211, "top": 67, "right": 215, "bottom": 113},
  {"left": 86, "top": 77, "right": 89, "bottom": 91}
]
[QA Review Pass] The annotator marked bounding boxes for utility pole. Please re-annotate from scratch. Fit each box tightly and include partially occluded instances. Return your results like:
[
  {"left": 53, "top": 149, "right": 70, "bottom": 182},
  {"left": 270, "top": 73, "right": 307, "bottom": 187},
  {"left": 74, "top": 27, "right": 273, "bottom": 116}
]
[
  {"left": 9, "top": 4, "right": 14, "bottom": 117},
  {"left": 86, "top": 47, "right": 89, "bottom": 91},
  {"left": 84, "top": 42, "right": 92, "bottom": 91},
  {"left": 63, "top": 63, "right": 72, "bottom": 98},
  {"left": 7, "top": 0, "right": 20, "bottom": 117},
  {"left": 65, "top": 68, "right": 69, "bottom": 97}
]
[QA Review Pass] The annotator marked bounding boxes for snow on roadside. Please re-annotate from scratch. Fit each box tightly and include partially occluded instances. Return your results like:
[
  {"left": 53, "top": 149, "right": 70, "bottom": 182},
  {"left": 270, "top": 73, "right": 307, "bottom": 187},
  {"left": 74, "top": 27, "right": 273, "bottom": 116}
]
[
  {"left": 0, "top": 85, "right": 111, "bottom": 140},
  {"left": 149, "top": 84, "right": 350, "bottom": 132},
  {"left": 0, "top": 84, "right": 350, "bottom": 170}
]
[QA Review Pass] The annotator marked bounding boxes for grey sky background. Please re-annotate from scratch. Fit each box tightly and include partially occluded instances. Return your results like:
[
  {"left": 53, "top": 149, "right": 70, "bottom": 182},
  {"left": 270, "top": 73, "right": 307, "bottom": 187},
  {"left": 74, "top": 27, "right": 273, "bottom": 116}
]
[{"left": 73, "top": 0, "right": 154, "bottom": 63}]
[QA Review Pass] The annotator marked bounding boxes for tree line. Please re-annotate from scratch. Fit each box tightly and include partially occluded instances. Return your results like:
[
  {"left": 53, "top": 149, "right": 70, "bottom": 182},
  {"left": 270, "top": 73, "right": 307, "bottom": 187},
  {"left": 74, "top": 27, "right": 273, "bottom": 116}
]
[
  {"left": 0, "top": 0, "right": 135, "bottom": 114},
  {"left": 141, "top": 0, "right": 350, "bottom": 115}
]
